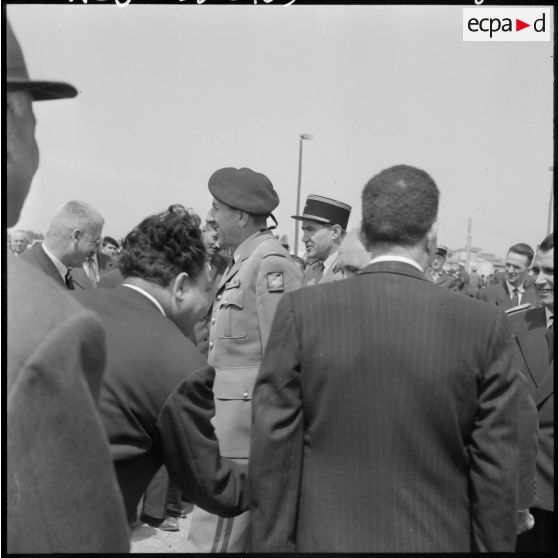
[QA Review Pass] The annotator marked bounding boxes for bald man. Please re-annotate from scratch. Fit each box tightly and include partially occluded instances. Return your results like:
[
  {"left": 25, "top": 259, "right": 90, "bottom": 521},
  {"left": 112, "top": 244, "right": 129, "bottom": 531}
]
[
  {"left": 21, "top": 200, "right": 103, "bottom": 290},
  {"left": 10, "top": 229, "right": 29, "bottom": 256}
]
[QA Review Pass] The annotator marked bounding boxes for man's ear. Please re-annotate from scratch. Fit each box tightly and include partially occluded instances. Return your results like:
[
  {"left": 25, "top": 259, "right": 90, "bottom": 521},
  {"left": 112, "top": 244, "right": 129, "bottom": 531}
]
[
  {"left": 331, "top": 224, "right": 342, "bottom": 240},
  {"left": 237, "top": 210, "right": 249, "bottom": 228},
  {"left": 71, "top": 229, "right": 81, "bottom": 243},
  {"left": 171, "top": 272, "right": 190, "bottom": 300},
  {"left": 425, "top": 221, "right": 438, "bottom": 256}
]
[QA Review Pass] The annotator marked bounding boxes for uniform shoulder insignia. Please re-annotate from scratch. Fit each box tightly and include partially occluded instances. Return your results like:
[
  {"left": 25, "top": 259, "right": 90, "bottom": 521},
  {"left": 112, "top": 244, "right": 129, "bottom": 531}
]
[
  {"left": 267, "top": 272, "right": 284, "bottom": 293},
  {"left": 505, "top": 302, "right": 532, "bottom": 315},
  {"left": 262, "top": 251, "right": 286, "bottom": 259}
]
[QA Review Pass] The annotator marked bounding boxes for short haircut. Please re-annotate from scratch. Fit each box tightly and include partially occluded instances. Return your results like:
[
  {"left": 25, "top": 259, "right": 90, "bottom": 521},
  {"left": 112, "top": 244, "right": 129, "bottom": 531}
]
[
  {"left": 361, "top": 164, "right": 439, "bottom": 246},
  {"left": 118, "top": 204, "right": 206, "bottom": 287},
  {"left": 539, "top": 232, "right": 554, "bottom": 252},
  {"left": 507, "top": 243, "right": 535, "bottom": 265},
  {"left": 46, "top": 200, "right": 104, "bottom": 239}
]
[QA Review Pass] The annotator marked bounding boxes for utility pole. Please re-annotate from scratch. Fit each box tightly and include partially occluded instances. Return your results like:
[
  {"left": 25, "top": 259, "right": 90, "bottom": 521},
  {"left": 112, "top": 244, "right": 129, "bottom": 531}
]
[
  {"left": 465, "top": 218, "right": 472, "bottom": 271},
  {"left": 547, "top": 166, "right": 554, "bottom": 235}
]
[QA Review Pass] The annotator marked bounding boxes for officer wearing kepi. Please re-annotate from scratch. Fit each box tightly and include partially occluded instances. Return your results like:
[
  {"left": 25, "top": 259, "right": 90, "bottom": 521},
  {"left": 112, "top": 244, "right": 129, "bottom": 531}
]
[
  {"left": 424, "top": 245, "right": 458, "bottom": 291},
  {"left": 187, "top": 167, "right": 303, "bottom": 552}
]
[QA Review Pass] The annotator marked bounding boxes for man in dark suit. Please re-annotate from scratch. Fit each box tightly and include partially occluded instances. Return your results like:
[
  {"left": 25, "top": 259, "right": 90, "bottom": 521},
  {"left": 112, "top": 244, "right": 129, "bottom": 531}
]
[
  {"left": 250, "top": 164, "right": 524, "bottom": 552},
  {"left": 6, "top": 19, "right": 129, "bottom": 553},
  {"left": 476, "top": 243, "right": 538, "bottom": 310},
  {"left": 21, "top": 199, "right": 104, "bottom": 290},
  {"left": 511, "top": 233, "right": 554, "bottom": 553},
  {"left": 73, "top": 205, "right": 248, "bottom": 525}
]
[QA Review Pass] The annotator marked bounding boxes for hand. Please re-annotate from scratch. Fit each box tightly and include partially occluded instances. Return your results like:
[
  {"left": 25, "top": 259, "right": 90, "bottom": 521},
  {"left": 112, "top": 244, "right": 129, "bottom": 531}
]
[{"left": 516, "top": 509, "right": 535, "bottom": 535}]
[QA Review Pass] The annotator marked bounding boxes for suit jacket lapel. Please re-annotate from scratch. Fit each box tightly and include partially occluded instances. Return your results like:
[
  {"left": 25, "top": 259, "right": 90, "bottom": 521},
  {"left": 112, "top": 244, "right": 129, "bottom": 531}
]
[
  {"left": 514, "top": 325, "right": 549, "bottom": 388},
  {"left": 35, "top": 245, "right": 66, "bottom": 288},
  {"left": 534, "top": 360, "right": 554, "bottom": 407}
]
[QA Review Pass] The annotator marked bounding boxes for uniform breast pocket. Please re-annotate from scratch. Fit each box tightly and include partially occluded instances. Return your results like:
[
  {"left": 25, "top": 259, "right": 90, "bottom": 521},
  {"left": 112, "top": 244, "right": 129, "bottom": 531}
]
[{"left": 216, "top": 288, "right": 247, "bottom": 339}]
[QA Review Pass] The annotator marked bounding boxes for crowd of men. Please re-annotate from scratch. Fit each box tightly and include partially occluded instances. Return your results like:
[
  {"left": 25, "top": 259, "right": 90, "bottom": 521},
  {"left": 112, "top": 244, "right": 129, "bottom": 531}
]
[{"left": 6, "top": 18, "right": 554, "bottom": 554}]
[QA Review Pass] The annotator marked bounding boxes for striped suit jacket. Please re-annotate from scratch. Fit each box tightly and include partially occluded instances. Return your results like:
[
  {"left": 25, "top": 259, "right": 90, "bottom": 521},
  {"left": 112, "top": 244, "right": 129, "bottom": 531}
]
[{"left": 250, "top": 260, "right": 523, "bottom": 552}]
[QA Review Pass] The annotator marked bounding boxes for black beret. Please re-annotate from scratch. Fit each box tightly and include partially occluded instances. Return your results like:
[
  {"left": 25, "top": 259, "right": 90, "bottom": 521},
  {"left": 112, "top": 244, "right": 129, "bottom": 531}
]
[{"left": 208, "top": 167, "right": 279, "bottom": 215}]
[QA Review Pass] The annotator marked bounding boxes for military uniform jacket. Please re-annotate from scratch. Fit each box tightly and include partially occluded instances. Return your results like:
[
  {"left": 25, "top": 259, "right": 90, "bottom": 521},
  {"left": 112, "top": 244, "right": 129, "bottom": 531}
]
[
  {"left": 208, "top": 230, "right": 303, "bottom": 458},
  {"left": 424, "top": 268, "right": 458, "bottom": 290},
  {"left": 304, "top": 251, "right": 343, "bottom": 286}
]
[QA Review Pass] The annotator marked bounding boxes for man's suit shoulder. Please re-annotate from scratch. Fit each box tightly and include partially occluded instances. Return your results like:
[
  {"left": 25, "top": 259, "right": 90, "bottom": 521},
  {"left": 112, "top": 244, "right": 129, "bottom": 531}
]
[{"left": 75, "top": 286, "right": 208, "bottom": 378}]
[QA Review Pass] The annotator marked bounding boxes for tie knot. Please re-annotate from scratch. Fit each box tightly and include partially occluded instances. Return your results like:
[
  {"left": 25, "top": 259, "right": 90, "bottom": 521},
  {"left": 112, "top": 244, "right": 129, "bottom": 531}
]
[{"left": 64, "top": 269, "right": 74, "bottom": 290}]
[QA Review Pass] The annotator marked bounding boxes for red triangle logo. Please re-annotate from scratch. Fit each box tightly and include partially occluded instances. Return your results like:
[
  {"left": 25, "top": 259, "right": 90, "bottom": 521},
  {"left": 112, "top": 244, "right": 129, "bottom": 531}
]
[{"left": 516, "top": 19, "right": 530, "bottom": 31}]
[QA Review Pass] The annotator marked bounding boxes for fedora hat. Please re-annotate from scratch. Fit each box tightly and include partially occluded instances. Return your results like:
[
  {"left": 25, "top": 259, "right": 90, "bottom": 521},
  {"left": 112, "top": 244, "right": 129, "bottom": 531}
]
[
  {"left": 6, "top": 19, "right": 77, "bottom": 101},
  {"left": 292, "top": 194, "right": 351, "bottom": 230}
]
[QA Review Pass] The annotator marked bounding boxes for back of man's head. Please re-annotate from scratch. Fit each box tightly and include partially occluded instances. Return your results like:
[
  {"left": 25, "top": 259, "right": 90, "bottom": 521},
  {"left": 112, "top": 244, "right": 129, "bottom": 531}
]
[
  {"left": 508, "top": 243, "right": 535, "bottom": 266},
  {"left": 46, "top": 200, "right": 104, "bottom": 240},
  {"left": 361, "top": 165, "right": 439, "bottom": 247},
  {"left": 539, "top": 232, "right": 554, "bottom": 253},
  {"left": 118, "top": 204, "right": 206, "bottom": 288}
]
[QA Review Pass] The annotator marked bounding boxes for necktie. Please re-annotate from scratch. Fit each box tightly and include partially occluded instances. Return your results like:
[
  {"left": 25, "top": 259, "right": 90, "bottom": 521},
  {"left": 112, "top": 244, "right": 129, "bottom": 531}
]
[
  {"left": 64, "top": 269, "right": 75, "bottom": 290},
  {"left": 84, "top": 257, "right": 99, "bottom": 287},
  {"left": 510, "top": 287, "right": 519, "bottom": 307},
  {"left": 313, "top": 260, "right": 325, "bottom": 283},
  {"left": 547, "top": 322, "right": 554, "bottom": 364}
]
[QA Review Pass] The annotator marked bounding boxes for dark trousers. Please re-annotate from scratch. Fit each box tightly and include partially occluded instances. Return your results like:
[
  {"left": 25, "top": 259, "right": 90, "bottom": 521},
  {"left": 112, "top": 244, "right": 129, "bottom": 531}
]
[
  {"left": 141, "top": 466, "right": 182, "bottom": 520},
  {"left": 516, "top": 508, "right": 555, "bottom": 553}
]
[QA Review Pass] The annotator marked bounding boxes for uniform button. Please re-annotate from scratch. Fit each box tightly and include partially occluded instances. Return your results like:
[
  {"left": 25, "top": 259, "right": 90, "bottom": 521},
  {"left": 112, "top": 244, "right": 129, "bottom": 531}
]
[
  {"left": 243, "top": 391, "right": 249, "bottom": 400},
  {"left": 211, "top": 318, "right": 216, "bottom": 325},
  {"left": 216, "top": 294, "right": 221, "bottom": 301},
  {"left": 223, "top": 300, "right": 228, "bottom": 305},
  {"left": 209, "top": 342, "right": 214, "bottom": 350}
]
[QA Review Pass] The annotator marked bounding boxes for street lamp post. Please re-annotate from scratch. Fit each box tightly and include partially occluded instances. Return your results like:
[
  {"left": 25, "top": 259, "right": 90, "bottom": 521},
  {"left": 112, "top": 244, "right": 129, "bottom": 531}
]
[
  {"left": 547, "top": 166, "right": 553, "bottom": 235},
  {"left": 294, "top": 133, "right": 313, "bottom": 256}
]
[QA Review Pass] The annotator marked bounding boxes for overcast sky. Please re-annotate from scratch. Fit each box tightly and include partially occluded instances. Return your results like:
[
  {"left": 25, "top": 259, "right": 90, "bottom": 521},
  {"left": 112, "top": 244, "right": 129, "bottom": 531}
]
[{"left": 8, "top": 3, "right": 553, "bottom": 258}]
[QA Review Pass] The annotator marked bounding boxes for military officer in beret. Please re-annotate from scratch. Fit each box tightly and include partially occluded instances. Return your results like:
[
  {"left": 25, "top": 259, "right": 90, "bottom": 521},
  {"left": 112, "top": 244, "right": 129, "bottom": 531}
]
[
  {"left": 292, "top": 194, "right": 352, "bottom": 286},
  {"left": 424, "top": 245, "right": 458, "bottom": 290},
  {"left": 187, "top": 167, "right": 303, "bottom": 552}
]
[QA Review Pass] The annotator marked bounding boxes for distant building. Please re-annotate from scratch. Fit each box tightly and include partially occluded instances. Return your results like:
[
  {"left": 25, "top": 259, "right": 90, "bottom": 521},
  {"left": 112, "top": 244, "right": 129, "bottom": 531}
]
[{"left": 447, "top": 247, "right": 505, "bottom": 276}]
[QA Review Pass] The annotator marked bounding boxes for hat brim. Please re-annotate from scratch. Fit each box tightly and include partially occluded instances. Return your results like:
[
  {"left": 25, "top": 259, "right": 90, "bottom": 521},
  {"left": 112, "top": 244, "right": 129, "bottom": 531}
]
[
  {"left": 7, "top": 79, "right": 78, "bottom": 101},
  {"left": 291, "top": 214, "right": 332, "bottom": 225}
]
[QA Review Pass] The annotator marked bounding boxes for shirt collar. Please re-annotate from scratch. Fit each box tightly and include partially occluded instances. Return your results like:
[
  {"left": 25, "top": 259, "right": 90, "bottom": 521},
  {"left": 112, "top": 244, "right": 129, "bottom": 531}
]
[
  {"left": 121, "top": 283, "right": 166, "bottom": 316},
  {"left": 370, "top": 254, "right": 424, "bottom": 272},
  {"left": 42, "top": 243, "right": 69, "bottom": 281}
]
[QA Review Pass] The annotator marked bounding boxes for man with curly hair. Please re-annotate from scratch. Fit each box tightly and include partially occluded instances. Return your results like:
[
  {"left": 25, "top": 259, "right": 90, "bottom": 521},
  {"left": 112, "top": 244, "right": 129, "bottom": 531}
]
[{"left": 73, "top": 205, "right": 248, "bottom": 525}]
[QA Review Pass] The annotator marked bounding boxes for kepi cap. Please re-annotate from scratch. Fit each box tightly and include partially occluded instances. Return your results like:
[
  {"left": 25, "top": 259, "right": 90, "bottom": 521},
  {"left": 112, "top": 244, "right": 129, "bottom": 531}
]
[
  {"left": 208, "top": 167, "right": 279, "bottom": 215},
  {"left": 6, "top": 19, "right": 77, "bottom": 101},
  {"left": 436, "top": 245, "right": 448, "bottom": 258},
  {"left": 292, "top": 194, "right": 351, "bottom": 230}
]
